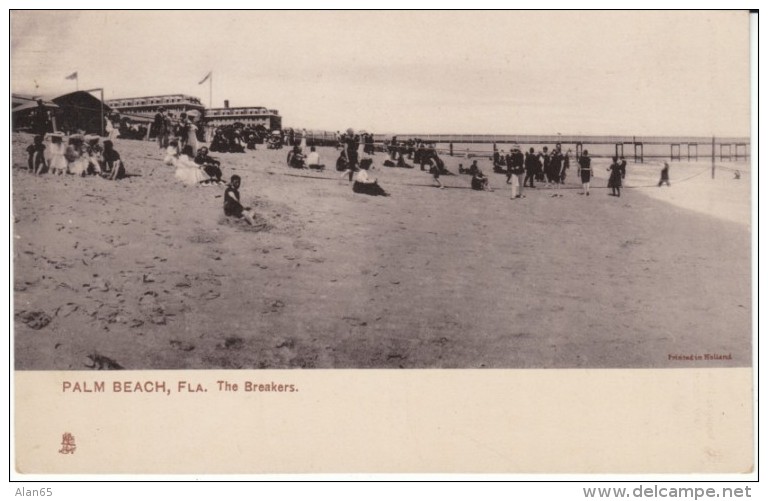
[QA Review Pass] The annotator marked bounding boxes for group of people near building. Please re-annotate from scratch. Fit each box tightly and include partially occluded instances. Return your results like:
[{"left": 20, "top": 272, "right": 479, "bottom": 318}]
[
  {"left": 152, "top": 106, "right": 204, "bottom": 153},
  {"left": 210, "top": 124, "right": 274, "bottom": 153},
  {"left": 24, "top": 133, "right": 125, "bottom": 180}
]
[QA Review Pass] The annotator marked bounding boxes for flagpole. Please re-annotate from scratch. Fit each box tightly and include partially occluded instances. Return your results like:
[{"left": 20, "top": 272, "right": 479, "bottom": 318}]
[{"left": 209, "top": 72, "right": 213, "bottom": 109}]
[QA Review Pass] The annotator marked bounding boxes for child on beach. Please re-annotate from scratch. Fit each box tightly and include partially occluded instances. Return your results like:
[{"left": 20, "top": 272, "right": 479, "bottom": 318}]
[
  {"left": 658, "top": 162, "right": 670, "bottom": 187},
  {"left": 47, "top": 134, "right": 67, "bottom": 175},
  {"left": 26, "top": 135, "right": 47, "bottom": 175},
  {"left": 224, "top": 175, "right": 256, "bottom": 225},
  {"left": 578, "top": 149, "right": 593, "bottom": 196}
]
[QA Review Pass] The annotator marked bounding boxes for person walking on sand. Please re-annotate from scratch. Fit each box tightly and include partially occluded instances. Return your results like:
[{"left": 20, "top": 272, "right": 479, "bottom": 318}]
[
  {"left": 607, "top": 156, "right": 622, "bottom": 197},
  {"left": 658, "top": 162, "right": 671, "bottom": 187},
  {"left": 578, "top": 149, "right": 593, "bottom": 196},
  {"left": 428, "top": 156, "right": 445, "bottom": 189},
  {"left": 343, "top": 128, "right": 360, "bottom": 182}
]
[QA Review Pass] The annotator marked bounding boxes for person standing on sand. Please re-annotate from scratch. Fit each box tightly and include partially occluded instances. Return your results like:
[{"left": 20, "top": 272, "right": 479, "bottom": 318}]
[
  {"left": 34, "top": 99, "right": 50, "bottom": 136},
  {"left": 509, "top": 145, "right": 525, "bottom": 198},
  {"left": 578, "top": 149, "right": 593, "bottom": 196},
  {"left": 549, "top": 145, "right": 564, "bottom": 197},
  {"left": 607, "top": 156, "right": 622, "bottom": 197},
  {"left": 539, "top": 146, "right": 550, "bottom": 184},
  {"left": 153, "top": 107, "right": 170, "bottom": 150},
  {"left": 658, "top": 162, "right": 671, "bottom": 187},
  {"left": 562, "top": 149, "right": 571, "bottom": 183},
  {"left": 524, "top": 147, "right": 538, "bottom": 188},
  {"left": 343, "top": 128, "right": 360, "bottom": 182},
  {"left": 619, "top": 156, "right": 627, "bottom": 180},
  {"left": 187, "top": 116, "right": 199, "bottom": 154}
]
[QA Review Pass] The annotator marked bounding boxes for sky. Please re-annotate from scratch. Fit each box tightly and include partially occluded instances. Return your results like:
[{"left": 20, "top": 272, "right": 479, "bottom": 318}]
[{"left": 10, "top": 10, "right": 752, "bottom": 137}]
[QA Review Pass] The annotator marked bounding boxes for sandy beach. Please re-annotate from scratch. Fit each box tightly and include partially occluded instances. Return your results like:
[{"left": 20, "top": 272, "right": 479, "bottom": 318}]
[{"left": 12, "top": 133, "right": 752, "bottom": 370}]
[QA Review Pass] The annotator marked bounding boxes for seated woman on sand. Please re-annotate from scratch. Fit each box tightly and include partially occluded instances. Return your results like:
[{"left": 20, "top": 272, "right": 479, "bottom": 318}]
[
  {"left": 65, "top": 135, "right": 89, "bottom": 176},
  {"left": 195, "top": 146, "right": 224, "bottom": 183},
  {"left": 336, "top": 149, "right": 349, "bottom": 172},
  {"left": 174, "top": 145, "right": 211, "bottom": 186},
  {"left": 101, "top": 140, "right": 126, "bottom": 180},
  {"left": 470, "top": 165, "right": 491, "bottom": 191},
  {"left": 287, "top": 145, "right": 306, "bottom": 169},
  {"left": 306, "top": 146, "right": 325, "bottom": 170},
  {"left": 164, "top": 139, "right": 180, "bottom": 166},
  {"left": 352, "top": 161, "right": 389, "bottom": 196}
]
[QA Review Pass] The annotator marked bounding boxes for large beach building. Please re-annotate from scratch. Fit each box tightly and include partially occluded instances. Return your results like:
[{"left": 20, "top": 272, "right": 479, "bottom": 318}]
[
  {"left": 105, "top": 94, "right": 282, "bottom": 130},
  {"left": 204, "top": 104, "right": 282, "bottom": 130},
  {"left": 105, "top": 94, "right": 206, "bottom": 118}
]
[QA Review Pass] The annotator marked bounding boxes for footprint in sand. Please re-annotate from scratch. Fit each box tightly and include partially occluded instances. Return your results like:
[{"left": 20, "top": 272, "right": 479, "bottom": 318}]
[
  {"left": 275, "top": 338, "right": 296, "bottom": 350},
  {"left": 15, "top": 310, "right": 52, "bottom": 330},
  {"left": 200, "top": 290, "right": 220, "bottom": 300},
  {"left": 342, "top": 316, "right": 368, "bottom": 327},
  {"left": 85, "top": 353, "right": 124, "bottom": 370},
  {"left": 170, "top": 340, "right": 195, "bottom": 352},
  {"left": 138, "top": 291, "right": 167, "bottom": 325},
  {"left": 218, "top": 336, "right": 244, "bottom": 350},
  {"left": 54, "top": 303, "right": 80, "bottom": 318}
]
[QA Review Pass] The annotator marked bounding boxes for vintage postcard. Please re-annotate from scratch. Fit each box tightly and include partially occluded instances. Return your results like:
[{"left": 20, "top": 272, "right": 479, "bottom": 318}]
[{"left": 10, "top": 10, "right": 755, "bottom": 475}]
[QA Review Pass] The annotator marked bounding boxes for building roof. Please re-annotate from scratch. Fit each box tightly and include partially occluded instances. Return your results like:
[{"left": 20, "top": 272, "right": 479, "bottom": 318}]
[{"left": 52, "top": 91, "right": 112, "bottom": 112}]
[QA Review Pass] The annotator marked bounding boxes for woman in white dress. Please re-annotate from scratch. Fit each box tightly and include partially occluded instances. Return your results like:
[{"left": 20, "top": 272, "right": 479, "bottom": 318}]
[
  {"left": 174, "top": 144, "right": 208, "bottom": 185},
  {"left": 187, "top": 117, "right": 199, "bottom": 154},
  {"left": 105, "top": 115, "right": 119, "bottom": 141},
  {"left": 47, "top": 134, "right": 68, "bottom": 175},
  {"left": 299, "top": 128, "right": 307, "bottom": 150}
]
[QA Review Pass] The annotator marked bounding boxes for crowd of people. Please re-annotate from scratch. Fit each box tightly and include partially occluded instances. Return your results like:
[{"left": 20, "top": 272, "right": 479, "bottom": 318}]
[
  {"left": 24, "top": 132, "right": 126, "bottom": 180},
  {"left": 21, "top": 118, "right": 657, "bottom": 232}
]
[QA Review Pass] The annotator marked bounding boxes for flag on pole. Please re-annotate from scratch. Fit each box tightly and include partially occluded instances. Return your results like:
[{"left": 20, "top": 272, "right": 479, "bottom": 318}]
[
  {"left": 65, "top": 71, "right": 78, "bottom": 80},
  {"left": 198, "top": 71, "right": 211, "bottom": 85}
]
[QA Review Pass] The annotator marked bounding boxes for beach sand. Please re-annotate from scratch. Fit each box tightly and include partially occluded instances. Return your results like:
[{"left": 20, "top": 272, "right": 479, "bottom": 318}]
[{"left": 12, "top": 134, "right": 752, "bottom": 369}]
